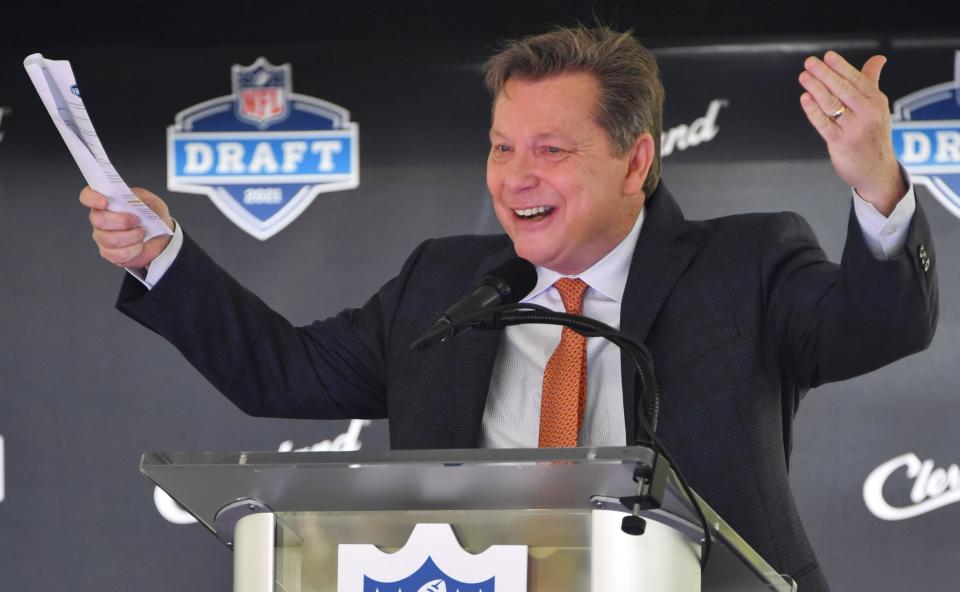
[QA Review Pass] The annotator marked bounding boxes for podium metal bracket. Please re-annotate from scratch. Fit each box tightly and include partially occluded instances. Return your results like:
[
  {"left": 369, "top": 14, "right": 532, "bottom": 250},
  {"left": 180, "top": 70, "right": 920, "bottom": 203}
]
[
  {"left": 214, "top": 498, "right": 273, "bottom": 548},
  {"left": 619, "top": 453, "right": 670, "bottom": 512},
  {"left": 613, "top": 454, "right": 671, "bottom": 536}
]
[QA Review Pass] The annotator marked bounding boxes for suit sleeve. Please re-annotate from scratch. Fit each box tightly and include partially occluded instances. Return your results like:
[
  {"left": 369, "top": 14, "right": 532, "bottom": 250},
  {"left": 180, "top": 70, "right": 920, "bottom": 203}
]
[
  {"left": 115, "top": 232, "right": 430, "bottom": 419},
  {"left": 763, "top": 200, "right": 938, "bottom": 389}
]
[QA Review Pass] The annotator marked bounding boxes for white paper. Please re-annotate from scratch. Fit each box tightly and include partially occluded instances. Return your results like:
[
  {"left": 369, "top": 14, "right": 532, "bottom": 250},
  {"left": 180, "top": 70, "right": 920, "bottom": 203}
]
[{"left": 23, "top": 53, "right": 172, "bottom": 240}]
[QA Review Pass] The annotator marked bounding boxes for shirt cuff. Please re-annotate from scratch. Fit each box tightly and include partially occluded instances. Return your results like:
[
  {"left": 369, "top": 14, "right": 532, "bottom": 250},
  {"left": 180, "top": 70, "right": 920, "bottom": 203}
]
[
  {"left": 851, "top": 170, "right": 916, "bottom": 260},
  {"left": 124, "top": 220, "right": 184, "bottom": 289}
]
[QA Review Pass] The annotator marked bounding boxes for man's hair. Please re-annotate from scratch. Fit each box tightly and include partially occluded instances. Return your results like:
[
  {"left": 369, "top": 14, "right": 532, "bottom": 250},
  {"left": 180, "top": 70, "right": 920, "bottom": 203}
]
[{"left": 483, "top": 25, "right": 664, "bottom": 196}]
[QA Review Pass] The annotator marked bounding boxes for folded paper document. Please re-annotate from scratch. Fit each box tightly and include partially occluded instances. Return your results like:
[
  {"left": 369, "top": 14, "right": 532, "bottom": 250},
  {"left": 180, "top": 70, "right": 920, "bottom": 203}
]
[{"left": 24, "top": 54, "right": 172, "bottom": 240}]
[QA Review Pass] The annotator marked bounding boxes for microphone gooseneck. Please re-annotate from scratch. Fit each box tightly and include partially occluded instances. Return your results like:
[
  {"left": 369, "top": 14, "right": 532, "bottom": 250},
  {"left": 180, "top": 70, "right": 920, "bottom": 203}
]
[{"left": 409, "top": 299, "right": 713, "bottom": 572}]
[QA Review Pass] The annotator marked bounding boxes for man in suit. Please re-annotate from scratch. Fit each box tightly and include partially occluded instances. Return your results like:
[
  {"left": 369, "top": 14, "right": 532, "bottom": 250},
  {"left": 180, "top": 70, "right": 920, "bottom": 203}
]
[{"left": 80, "top": 27, "right": 937, "bottom": 592}]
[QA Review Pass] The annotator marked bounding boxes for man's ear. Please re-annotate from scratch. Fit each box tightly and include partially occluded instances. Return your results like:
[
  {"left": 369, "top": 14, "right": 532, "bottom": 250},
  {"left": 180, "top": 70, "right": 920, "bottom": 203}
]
[{"left": 623, "top": 133, "right": 655, "bottom": 197}]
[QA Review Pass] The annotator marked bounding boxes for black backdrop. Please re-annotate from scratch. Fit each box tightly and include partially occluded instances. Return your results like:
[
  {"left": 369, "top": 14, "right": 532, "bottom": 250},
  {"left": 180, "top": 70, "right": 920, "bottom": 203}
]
[{"left": 1, "top": 3, "right": 958, "bottom": 590}]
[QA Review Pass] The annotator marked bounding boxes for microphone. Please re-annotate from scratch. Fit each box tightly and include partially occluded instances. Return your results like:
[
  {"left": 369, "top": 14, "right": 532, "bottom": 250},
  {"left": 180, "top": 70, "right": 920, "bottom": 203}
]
[{"left": 414, "top": 257, "right": 537, "bottom": 348}]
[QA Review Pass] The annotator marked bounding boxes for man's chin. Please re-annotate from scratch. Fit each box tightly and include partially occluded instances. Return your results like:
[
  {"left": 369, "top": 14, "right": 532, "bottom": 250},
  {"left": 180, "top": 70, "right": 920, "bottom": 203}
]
[
  {"left": 512, "top": 245, "right": 549, "bottom": 269},
  {"left": 513, "top": 245, "right": 567, "bottom": 274}
]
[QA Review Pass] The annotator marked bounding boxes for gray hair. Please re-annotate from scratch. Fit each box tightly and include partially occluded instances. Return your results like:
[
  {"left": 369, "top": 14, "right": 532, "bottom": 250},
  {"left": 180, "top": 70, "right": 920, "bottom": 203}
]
[{"left": 483, "top": 25, "right": 665, "bottom": 196}]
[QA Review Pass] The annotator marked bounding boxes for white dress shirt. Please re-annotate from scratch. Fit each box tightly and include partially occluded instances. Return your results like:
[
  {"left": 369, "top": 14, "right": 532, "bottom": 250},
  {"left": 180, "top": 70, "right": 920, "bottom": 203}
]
[
  {"left": 479, "top": 208, "right": 645, "bottom": 448},
  {"left": 128, "top": 187, "right": 918, "bottom": 448}
]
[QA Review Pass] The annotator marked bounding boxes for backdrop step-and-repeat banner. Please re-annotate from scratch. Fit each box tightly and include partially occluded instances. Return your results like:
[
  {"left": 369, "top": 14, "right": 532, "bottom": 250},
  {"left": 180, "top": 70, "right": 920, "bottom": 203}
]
[{"left": 0, "top": 35, "right": 957, "bottom": 590}]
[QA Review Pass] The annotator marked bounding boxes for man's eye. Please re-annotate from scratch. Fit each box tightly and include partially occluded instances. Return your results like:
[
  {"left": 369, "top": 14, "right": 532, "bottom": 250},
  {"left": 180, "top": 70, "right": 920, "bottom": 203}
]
[
  {"left": 493, "top": 144, "right": 512, "bottom": 153},
  {"left": 542, "top": 146, "right": 563, "bottom": 155}
]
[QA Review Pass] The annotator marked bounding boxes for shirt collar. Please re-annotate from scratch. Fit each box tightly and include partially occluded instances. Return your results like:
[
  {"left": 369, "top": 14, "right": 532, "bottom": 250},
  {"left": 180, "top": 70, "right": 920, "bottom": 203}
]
[{"left": 523, "top": 208, "right": 646, "bottom": 304}]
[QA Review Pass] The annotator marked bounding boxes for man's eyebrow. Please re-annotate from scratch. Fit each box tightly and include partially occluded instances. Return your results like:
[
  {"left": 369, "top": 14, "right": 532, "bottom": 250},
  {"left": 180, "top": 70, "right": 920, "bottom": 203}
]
[{"left": 488, "top": 129, "right": 578, "bottom": 143}]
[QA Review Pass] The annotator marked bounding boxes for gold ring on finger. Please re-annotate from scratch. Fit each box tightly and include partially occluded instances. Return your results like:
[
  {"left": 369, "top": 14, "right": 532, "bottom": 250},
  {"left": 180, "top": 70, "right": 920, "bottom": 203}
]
[{"left": 830, "top": 104, "right": 846, "bottom": 120}]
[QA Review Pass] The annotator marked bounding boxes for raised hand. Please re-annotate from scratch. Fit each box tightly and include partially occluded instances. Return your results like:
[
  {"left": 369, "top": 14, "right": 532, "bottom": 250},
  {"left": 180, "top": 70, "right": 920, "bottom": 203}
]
[
  {"left": 79, "top": 186, "right": 174, "bottom": 270},
  {"left": 799, "top": 51, "right": 905, "bottom": 216}
]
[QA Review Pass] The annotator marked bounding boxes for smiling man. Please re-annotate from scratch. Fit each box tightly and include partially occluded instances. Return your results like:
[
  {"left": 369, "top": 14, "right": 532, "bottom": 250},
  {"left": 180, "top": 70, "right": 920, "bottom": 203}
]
[
  {"left": 80, "top": 26, "right": 937, "bottom": 591},
  {"left": 487, "top": 71, "right": 652, "bottom": 275}
]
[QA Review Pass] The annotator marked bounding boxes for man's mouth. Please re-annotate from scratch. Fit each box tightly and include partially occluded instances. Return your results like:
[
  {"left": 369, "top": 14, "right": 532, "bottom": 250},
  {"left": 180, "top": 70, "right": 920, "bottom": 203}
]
[{"left": 513, "top": 205, "right": 555, "bottom": 221}]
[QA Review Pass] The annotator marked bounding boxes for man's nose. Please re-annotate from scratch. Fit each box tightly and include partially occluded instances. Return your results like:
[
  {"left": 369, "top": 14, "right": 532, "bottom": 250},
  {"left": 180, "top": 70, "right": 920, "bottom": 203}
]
[{"left": 504, "top": 150, "right": 539, "bottom": 193}]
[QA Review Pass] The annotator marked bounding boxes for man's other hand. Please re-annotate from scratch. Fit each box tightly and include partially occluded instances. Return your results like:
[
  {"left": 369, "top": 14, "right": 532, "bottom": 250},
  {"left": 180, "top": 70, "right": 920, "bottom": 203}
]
[
  {"left": 799, "top": 51, "right": 905, "bottom": 216},
  {"left": 79, "top": 186, "right": 174, "bottom": 270}
]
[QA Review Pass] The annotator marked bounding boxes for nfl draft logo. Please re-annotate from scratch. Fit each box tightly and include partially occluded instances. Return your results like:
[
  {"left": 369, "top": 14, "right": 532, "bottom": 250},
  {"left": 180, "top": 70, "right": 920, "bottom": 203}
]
[
  {"left": 892, "top": 50, "right": 960, "bottom": 219},
  {"left": 167, "top": 57, "right": 359, "bottom": 239},
  {"left": 338, "top": 524, "right": 527, "bottom": 592}
]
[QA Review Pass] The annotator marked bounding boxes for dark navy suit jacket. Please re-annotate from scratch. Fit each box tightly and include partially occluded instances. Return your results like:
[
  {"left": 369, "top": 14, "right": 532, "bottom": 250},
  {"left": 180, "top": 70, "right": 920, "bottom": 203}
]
[{"left": 118, "top": 184, "right": 938, "bottom": 591}]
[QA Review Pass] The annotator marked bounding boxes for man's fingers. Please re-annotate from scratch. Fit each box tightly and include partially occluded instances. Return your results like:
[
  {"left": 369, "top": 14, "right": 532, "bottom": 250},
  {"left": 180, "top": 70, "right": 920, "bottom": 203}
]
[
  {"left": 798, "top": 71, "right": 849, "bottom": 123},
  {"left": 799, "top": 92, "right": 842, "bottom": 143},
  {"left": 82, "top": 186, "right": 172, "bottom": 228},
  {"left": 822, "top": 51, "right": 878, "bottom": 94},
  {"left": 80, "top": 184, "right": 173, "bottom": 268},
  {"left": 130, "top": 187, "right": 168, "bottom": 215},
  {"left": 98, "top": 241, "right": 145, "bottom": 266},
  {"left": 93, "top": 226, "right": 145, "bottom": 250},
  {"left": 860, "top": 55, "right": 886, "bottom": 85},
  {"left": 804, "top": 55, "right": 867, "bottom": 112},
  {"left": 130, "top": 186, "right": 174, "bottom": 231},
  {"left": 78, "top": 186, "right": 108, "bottom": 209},
  {"left": 90, "top": 208, "right": 140, "bottom": 231}
]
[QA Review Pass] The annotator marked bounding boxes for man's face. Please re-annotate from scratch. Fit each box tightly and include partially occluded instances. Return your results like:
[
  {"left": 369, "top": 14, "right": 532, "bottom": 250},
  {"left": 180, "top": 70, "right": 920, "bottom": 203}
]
[{"left": 487, "top": 72, "right": 647, "bottom": 275}]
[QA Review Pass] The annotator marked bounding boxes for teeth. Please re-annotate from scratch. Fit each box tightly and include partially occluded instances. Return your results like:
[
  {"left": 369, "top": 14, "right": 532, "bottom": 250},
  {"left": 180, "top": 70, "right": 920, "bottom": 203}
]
[{"left": 514, "top": 205, "right": 552, "bottom": 217}]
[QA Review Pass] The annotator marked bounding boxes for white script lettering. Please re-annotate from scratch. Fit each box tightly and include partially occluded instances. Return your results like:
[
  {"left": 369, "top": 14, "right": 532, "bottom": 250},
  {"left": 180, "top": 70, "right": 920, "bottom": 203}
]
[
  {"left": 154, "top": 419, "right": 372, "bottom": 524},
  {"left": 277, "top": 419, "right": 371, "bottom": 452},
  {"left": 661, "top": 99, "right": 727, "bottom": 157},
  {"left": 863, "top": 452, "right": 960, "bottom": 521},
  {"left": 0, "top": 107, "right": 10, "bottom": 144}
]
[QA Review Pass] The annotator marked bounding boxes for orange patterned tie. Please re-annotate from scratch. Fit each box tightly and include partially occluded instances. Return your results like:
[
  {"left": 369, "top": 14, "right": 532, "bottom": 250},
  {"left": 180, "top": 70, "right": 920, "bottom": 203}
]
[{"left": 538, "top": 278, "right": 589, "bottom": 448}]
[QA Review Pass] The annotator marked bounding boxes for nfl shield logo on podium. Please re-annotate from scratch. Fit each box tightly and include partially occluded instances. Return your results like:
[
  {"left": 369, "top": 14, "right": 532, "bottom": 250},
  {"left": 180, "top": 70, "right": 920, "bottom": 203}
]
[{"left": 338, "top": 523, "right": 527, "bottom": 592}]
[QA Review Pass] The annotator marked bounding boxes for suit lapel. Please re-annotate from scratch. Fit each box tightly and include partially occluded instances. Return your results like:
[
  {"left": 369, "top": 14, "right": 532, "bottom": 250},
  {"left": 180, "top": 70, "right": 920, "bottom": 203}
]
[
  {"left": 452, "top": 245, "right": 517, "bottom": 448},
  {"left": 619, "top": 185, "right": 699, "bottom": 443}
]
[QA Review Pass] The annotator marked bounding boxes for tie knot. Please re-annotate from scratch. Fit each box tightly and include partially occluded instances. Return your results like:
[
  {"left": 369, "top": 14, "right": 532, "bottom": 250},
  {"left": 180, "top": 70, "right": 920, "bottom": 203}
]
[{"left": 554, "top": 278, "right": 588, "bottom": 315}]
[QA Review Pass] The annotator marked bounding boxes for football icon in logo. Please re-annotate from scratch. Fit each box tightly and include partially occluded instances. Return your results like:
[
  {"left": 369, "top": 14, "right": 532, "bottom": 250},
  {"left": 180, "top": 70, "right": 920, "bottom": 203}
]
[{"left": 417, "top": 580, "right": 447, "bottom": 592}]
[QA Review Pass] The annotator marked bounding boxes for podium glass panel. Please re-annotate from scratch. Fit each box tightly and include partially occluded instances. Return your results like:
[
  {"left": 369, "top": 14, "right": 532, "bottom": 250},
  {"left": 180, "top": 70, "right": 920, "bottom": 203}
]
[{"left": 141, "top": 447, "right": 795, "bottom": 592}]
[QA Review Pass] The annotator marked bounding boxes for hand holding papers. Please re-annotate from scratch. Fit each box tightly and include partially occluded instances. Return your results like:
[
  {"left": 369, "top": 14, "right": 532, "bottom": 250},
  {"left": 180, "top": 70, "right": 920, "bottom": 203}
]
[{"left": 23, "top": 54, "right": 172, "bottom": 240}]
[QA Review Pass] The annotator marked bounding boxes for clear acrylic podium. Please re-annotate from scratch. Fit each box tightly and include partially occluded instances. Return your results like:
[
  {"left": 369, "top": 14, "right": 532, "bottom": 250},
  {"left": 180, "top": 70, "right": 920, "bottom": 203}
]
[{"left": 141, "top": 446, "right": 796, "bottom": 591}]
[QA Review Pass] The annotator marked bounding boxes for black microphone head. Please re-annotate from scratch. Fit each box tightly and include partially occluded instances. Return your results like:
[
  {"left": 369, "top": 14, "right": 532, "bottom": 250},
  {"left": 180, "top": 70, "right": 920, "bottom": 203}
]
[{"left": 479, "top": 257, "right": 537, "bottom": 304}]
